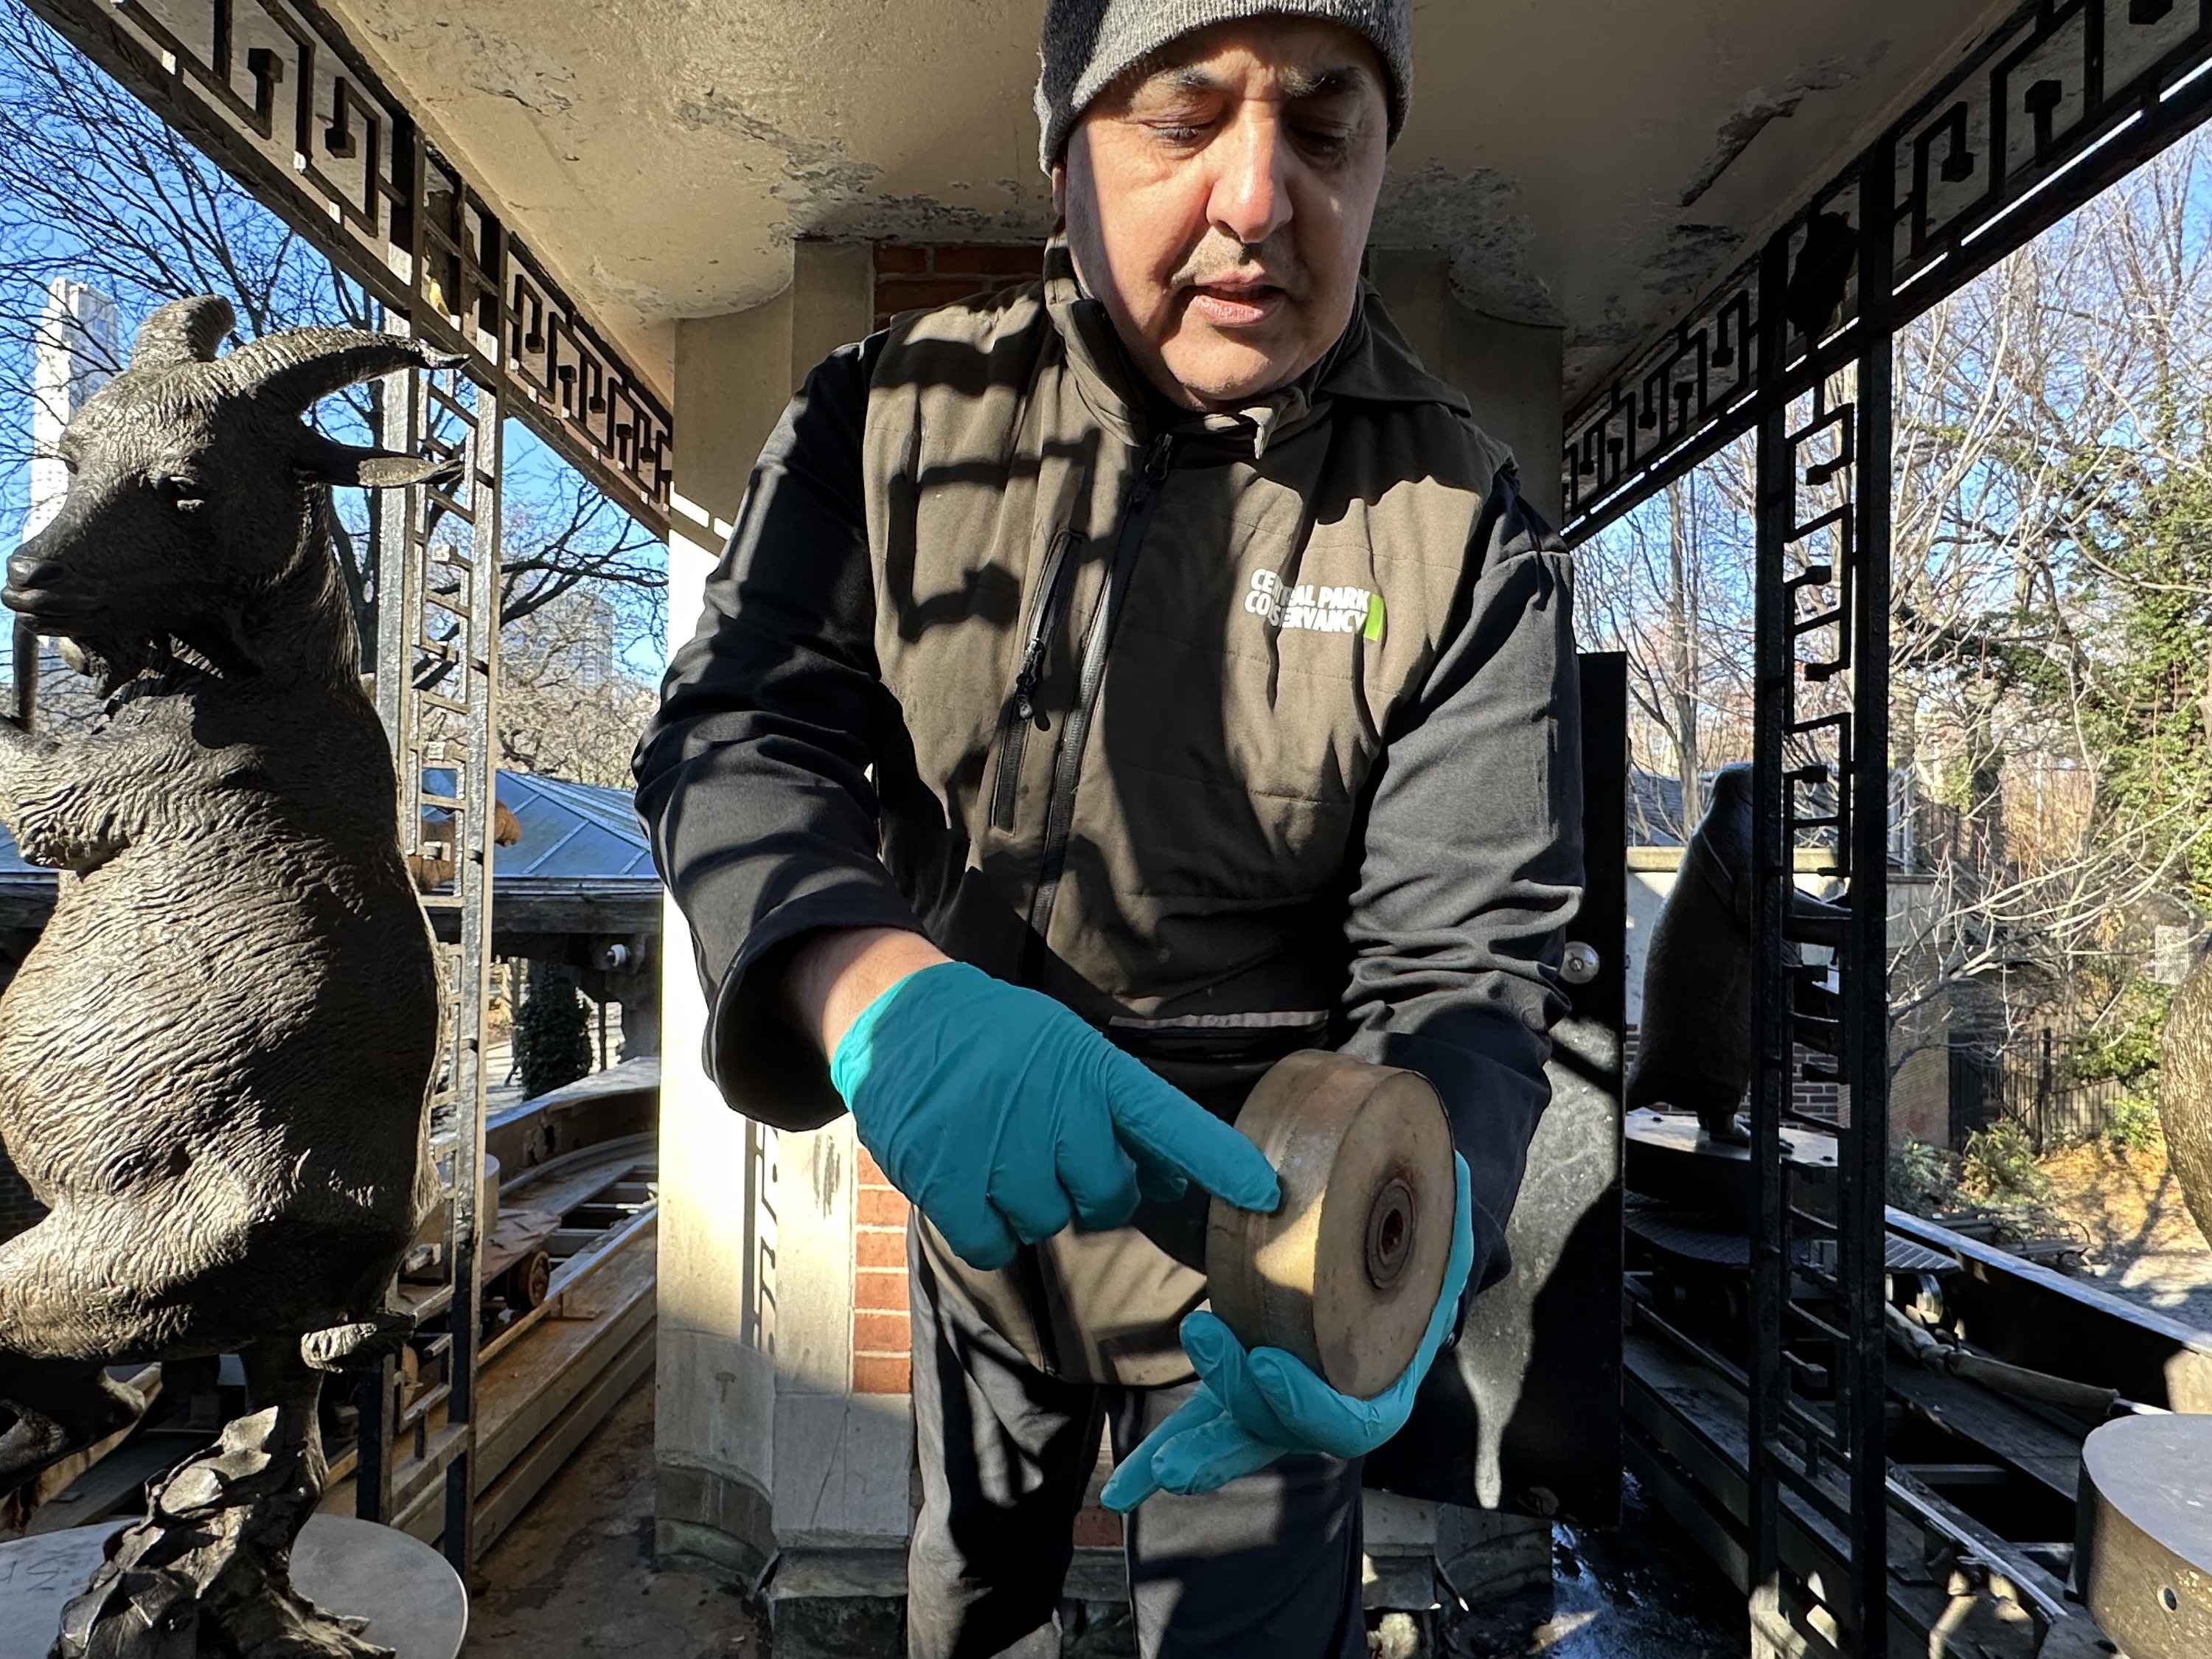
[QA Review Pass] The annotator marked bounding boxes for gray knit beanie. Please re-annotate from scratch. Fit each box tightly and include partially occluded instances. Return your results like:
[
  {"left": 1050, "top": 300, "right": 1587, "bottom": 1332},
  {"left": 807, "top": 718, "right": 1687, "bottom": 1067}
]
[{"left": 1035, "top": 0, "right": 1411, "bottom": 172}]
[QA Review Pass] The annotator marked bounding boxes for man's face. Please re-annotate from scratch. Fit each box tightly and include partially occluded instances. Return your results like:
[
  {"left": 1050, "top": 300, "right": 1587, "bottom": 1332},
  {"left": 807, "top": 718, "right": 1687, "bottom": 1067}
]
[{"left": 1054, "top": 20, "right": 1390, "bottom": 413}]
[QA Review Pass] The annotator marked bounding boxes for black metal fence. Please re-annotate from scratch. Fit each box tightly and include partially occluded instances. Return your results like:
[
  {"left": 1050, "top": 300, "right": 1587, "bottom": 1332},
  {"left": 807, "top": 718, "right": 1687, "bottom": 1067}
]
[{"left": 1948, "top": 1035, "right": 2135, "bottom": 1152}]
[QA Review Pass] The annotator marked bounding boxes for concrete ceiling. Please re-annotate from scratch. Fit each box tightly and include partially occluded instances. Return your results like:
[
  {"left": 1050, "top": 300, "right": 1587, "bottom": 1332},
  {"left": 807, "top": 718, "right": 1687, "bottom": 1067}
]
[{"left": 322, "top": 0, "right": 2021, "bottom": 406}]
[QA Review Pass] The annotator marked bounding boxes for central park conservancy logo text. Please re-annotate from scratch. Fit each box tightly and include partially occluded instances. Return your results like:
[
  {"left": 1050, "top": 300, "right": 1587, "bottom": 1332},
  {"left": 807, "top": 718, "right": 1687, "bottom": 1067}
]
[{"left": 1245, "top": 570, "right": 1385, "bottom": 640}]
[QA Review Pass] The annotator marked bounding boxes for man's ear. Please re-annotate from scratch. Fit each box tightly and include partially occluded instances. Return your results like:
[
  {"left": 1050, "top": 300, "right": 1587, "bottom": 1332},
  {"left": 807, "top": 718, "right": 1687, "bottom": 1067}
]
[
  {"left": 1051, "top": 161, "right": 1068, "bottom": 220},
  {"left": 296, "top": 431, "right": 461, "bottom": 490}
]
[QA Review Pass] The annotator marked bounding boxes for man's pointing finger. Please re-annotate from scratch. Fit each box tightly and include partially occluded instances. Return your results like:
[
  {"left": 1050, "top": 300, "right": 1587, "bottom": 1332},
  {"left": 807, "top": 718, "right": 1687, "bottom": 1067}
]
[{"left": 1099, "top": 1050, "right": 1281, "bottom": 1214}]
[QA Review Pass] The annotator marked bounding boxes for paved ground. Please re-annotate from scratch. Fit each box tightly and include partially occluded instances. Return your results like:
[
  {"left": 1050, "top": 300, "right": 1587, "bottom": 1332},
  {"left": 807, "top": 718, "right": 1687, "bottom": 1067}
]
[
  {"left": 465, "top": 1371, "right": 1743, "bottom": 1658},
  {"left": 2042, "top": 1135, "right": 2212, "bottom": 1332},
  {"left": 1447, "top": 1475, "right": 1745, "bottom": 1659},
  {"left": 465, "top": 1374, "right": 761, "bottom": 1659}
]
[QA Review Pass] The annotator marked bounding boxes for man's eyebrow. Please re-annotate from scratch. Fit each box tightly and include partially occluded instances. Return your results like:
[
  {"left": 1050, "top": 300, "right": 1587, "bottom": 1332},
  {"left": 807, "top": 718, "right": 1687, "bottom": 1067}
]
[
  {"left": 1278, "top": 65, "right": 1370, "bottom": 102},
  {"left": 1152, "top": 64, "right": 1224, "bottom": 97},
  {"left": 1146, "top": 62, "right": 1374, "bottom": 102}
]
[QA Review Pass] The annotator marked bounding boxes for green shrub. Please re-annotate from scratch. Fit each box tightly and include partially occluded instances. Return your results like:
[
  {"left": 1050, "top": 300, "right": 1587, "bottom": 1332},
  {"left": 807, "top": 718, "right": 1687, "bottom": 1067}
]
[
  {"left": 2071, "top": 978, "right": 2174, "bottom": 1086},
  {"left": 1888, "top": 1138, "right": 1964, "bottom": 1215},
  {"left": 1961, "top": 1119, "right": 2051, "bottom": 1208},
  {"left": 515, "top": 959, "right": 593, "bottom": 1099},
  {"left": 2104, "top": 1091, "right": 2163, "bottom": 1155}
]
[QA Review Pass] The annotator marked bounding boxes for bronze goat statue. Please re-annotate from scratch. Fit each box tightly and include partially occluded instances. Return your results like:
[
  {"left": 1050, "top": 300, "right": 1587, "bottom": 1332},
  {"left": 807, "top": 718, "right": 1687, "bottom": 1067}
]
[
  {"left": 0, "top": 296, "right": 445, "bottom": 1656},
  {"left": 1629, "top": 765, "right": 1847, "bottom": 1141}
]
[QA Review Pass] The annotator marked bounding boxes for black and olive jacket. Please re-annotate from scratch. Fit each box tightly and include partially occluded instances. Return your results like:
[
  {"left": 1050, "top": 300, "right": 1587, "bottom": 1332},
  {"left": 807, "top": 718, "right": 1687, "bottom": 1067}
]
[{"left": 635, "top": 245, "right": 1584, "bottom": 1385}]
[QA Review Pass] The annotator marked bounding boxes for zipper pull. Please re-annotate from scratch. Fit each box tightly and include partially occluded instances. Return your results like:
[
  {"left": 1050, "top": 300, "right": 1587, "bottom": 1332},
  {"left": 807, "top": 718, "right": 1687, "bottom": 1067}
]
[
  {"left": 1014, "top": 669, "right": 1048, "bottom": 731},
  {"left": 1005, "top": 527, "right": 1084, "bottom": 739},
  {"left": 1120, "top": 434, "right": 1174, "bottom": 521},
  {"left": 1142, "top": 433, "right": 1174, "bottom": 486}
]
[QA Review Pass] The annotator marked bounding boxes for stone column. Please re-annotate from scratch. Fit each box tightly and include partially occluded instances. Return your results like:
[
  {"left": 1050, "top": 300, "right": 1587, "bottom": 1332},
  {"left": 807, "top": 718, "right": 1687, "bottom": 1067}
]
[
  {"left": 654, "top": 282, "right": 793, "bottom": 1580},
  {"left": 654, "top": 246, "right": 913, "bottom": 1649},
  {"left": 1366, "top": 247, "right": 1565, "bottom": 526}
]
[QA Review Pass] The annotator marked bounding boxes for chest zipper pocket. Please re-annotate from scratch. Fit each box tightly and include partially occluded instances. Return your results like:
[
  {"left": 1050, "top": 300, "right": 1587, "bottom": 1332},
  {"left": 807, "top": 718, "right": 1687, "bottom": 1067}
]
[{"left": 989, "top": 528, "right": 1084, "bottom": 832}]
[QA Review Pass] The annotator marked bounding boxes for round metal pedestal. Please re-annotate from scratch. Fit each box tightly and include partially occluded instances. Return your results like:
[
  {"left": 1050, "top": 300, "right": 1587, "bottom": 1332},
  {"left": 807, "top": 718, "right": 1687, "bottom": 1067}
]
[
  {"left": 0, "top": 1514, "right": 467, "bottom": 1659},
  {"left": 2079, "top": 1413, "right": 2212, "bottom": 1659}
]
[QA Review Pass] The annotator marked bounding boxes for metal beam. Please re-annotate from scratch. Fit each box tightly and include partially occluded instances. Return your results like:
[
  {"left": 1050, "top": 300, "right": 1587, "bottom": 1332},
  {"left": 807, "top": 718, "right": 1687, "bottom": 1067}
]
[
  {"left": 1742, "top": 159, "right": 1891, "bottom": 1652},
  {"left": 27, "top": 0, "right": 674, "bottom": 537},
  {"left": 1840, "top": 135, "right": 1896, "bottom": 1659}
]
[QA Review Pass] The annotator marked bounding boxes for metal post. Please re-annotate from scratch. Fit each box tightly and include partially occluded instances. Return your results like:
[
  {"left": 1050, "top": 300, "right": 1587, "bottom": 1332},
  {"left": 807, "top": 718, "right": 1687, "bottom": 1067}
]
[
  {"left": 1747, "top": 228, "right": 1794, "bottom": 1659},
  {"left": 2040, "top": 1028, "right": 2056, "bottom": 1148},
  {"left": 355, "top": 341, "right": 499, "bottom": 1571},
  {"left": 1842, "top": 139, "right": 1896, "bottom": 1659},
  {"left": 355, "top": 352, "right": 418, "bottom": 1530},
  {"left": 442, "top": 380, "right": 500, "bottom": 1573}
]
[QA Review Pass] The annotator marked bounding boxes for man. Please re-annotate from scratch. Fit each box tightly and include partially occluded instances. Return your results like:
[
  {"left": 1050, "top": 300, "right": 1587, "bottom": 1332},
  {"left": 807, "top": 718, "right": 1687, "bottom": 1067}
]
[{"left": 634, "top": 1, "right": 1582, "bottom": 1652}]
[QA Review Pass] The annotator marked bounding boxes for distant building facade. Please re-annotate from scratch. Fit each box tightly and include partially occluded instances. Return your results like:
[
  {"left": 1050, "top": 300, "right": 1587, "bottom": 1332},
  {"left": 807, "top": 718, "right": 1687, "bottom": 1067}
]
[{"left": 26, "top": 278, "right": 118, "bottom": 539}]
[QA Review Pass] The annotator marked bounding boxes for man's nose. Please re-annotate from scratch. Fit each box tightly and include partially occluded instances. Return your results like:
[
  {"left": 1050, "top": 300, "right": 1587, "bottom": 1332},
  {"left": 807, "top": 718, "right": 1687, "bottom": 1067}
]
[{"left": 1208, "top": 113, "right": 1294, "bottom": 249}]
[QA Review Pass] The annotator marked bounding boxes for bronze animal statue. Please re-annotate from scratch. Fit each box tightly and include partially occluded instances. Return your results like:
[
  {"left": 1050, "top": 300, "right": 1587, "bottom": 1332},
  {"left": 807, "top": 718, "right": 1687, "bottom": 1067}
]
[
  {"left": 0, "top": 295, "right": 445, "bottom": 1656},
  {"left": 408, "top": 797, "right": 521, "bottom": 894},
  {"left": 1628, "top": 765, "right": 1845, "bottom": 1141}
]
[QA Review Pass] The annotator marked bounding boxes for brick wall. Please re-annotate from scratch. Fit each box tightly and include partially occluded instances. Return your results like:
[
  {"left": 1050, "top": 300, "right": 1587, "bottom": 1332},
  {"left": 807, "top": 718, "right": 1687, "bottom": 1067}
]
[
  {"left": 853, "top": 1147, "right": 912, "bottom": 1395},
  {"left": 871, "top": 243, "right": 1046, "bottom": 332},
  {"left": 1623, "top": 1023, "right": 1845, "bottom": 1123},
  {"left": 848, "top": 1143, "right": 1126, "bottom": 1544}
]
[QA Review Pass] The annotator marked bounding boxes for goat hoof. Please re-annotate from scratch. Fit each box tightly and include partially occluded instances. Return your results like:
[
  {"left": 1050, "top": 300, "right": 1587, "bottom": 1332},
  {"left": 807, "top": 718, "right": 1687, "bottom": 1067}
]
[
  {"left": 301, "top": 1315, "right": 414, "bottom": 1372},
  {"left": 1698, "top": 1113, "right": 1753, "bottom": 1147},
  {"left": 0, "top": 1416, "right": 69, "bottom": 1494}
]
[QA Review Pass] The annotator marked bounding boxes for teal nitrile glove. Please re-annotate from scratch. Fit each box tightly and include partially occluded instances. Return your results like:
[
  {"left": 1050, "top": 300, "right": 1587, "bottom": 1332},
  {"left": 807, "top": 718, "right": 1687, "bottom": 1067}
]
[
  {"left": 827, "top": 961, "right": 1281, "bottom": 1272},
  {"left": 1100, "top": 1152, "right": 1475, "bottom": 1512}
]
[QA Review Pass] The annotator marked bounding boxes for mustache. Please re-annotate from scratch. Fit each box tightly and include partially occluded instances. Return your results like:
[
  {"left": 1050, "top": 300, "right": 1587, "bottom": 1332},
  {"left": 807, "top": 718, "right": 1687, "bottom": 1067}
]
[{"left": 1170, "top": 236, "right": 1307, "bottom": 296}]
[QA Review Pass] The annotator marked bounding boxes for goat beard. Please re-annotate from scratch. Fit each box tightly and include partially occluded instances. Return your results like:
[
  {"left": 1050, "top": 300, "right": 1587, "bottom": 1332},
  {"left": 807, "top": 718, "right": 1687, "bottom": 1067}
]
[
  {"left": 52, "top": 632, "right": 160, "bottom": 698},
  {"left": 52, "top": 634, "right": 141, "bottom": 695},
  {"left": 50, "top": 613, "right": 264, "bottom": 697}
]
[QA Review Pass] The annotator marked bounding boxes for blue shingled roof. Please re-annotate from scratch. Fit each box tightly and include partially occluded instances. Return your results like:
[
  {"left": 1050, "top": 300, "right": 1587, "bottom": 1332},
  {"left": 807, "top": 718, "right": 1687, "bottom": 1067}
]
[{"left": 495, "top": 771, "right": 654, "bottom": 880}]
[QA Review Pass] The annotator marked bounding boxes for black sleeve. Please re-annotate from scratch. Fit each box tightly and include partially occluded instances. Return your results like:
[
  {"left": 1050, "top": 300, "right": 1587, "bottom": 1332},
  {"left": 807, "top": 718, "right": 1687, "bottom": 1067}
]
[
  {"left": 1335, "top": 466, "right": 1583, "bottom": 1298},
  {"left": 633, "top": 335, "right": 923, "bottom": 1131}
]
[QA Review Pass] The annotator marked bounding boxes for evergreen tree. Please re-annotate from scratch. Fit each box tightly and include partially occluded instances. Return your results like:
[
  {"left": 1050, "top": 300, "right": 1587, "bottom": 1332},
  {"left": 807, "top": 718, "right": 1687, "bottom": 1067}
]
[{"left": 515, "top": 960, "right": 593, "bottom": 1099}]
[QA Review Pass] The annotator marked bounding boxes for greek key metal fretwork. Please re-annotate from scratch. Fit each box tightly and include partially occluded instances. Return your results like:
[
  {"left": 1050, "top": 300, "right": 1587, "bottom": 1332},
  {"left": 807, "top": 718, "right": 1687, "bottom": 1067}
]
[{"left": 1565, "top": 0, "right": 2212, "bottom": 537}]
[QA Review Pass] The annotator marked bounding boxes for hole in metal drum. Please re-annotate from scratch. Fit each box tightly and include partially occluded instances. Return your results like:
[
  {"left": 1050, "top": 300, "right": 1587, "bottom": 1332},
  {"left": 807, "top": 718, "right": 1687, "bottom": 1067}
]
[{"left": 1366, "top": 1175, "right": 1416, "bottom": 1289}]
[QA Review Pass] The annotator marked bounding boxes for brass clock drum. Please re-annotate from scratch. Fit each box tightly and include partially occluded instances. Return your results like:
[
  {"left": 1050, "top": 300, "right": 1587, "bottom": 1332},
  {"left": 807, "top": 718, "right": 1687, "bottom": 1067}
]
[{"left": 1205, "top": 1050, "right": 1455, "bottom": 1399}]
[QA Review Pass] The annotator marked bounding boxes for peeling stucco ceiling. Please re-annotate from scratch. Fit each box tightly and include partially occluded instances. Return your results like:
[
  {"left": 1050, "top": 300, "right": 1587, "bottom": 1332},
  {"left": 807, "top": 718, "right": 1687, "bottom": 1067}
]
[{"left": 322, "top": 0, "right": 2023, "bottom": 406}]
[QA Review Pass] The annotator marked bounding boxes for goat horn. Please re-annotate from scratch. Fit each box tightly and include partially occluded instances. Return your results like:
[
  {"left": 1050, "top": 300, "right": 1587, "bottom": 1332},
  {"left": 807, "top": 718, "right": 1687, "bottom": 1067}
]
[
  {"left": 131, "top": 295, "right": 236, "bottom": 369},
  {"left": 220, "top": 329, "right": 463, "bottom": 416}
]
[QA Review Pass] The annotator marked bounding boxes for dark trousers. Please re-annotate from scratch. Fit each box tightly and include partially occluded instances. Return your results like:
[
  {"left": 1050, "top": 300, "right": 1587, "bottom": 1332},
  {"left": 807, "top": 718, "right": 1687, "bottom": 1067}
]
[{"left": 906, "top": 1235, "right": 1369, "bottom": 1659}]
